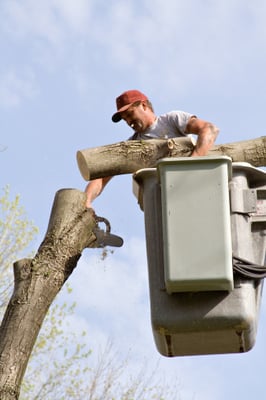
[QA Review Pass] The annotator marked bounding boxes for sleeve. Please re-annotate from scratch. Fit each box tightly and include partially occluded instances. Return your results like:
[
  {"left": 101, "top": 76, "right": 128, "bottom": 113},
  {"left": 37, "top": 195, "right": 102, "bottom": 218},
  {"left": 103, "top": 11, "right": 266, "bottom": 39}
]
[{"left": 167, "top": 110, "right": 196, "bottom": 135}]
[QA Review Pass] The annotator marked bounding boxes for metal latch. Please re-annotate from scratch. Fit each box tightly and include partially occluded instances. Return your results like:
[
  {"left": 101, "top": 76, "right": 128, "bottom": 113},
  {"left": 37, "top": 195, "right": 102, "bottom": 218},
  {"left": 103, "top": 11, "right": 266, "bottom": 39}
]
[{"left": 230, "top": 186, "right": 257, "bottom": 214}]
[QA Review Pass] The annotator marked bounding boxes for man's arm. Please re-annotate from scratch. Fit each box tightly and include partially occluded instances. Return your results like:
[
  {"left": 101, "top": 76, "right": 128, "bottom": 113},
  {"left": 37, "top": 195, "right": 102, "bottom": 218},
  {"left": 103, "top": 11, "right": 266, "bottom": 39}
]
[
  {"left": 85, "top": 176, "right": 112, "bottom": 208},
  {"left": 185, "top": 117, "right": 219, "bottom": 157}
]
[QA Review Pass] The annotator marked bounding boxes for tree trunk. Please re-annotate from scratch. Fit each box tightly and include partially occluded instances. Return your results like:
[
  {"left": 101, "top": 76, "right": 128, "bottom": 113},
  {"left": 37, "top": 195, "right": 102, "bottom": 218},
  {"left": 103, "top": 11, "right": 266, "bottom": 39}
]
[
  {"left": 77, "top": 136, "right": 266, "bottom": 181},
  {"left": 0, "top": 189, "right": 97, "bottom": 400}
]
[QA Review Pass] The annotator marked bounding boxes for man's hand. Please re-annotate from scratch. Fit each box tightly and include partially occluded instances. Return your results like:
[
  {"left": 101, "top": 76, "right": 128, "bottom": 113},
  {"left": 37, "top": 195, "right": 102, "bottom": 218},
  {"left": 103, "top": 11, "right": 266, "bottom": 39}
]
[{"left": 186, "top": 117, "right": 219, "bottom": 157}]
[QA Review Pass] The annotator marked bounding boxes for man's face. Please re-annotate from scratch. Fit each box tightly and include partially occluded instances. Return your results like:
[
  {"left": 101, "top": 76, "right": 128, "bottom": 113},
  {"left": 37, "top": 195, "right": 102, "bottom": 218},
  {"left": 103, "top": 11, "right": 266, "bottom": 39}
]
[{"left": 120, "top": 102, "right": 149, "bottom": 133}]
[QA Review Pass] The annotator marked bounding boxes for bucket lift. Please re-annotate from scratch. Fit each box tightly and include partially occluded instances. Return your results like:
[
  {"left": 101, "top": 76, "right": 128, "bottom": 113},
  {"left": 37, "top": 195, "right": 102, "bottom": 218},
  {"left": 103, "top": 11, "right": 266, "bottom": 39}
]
[{"left": 133, "top": 156, "right": 266, "bottom": 357}]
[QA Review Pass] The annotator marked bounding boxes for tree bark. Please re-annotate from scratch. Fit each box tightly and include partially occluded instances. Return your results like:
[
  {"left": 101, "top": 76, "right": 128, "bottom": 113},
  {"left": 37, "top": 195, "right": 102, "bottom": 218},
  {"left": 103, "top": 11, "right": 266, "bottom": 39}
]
[
  {"left": 0, "top": 189, "right": 97, "bottom": 400},
  {"left": 77, "top": 136, "right": 266, "bottom": 181}
]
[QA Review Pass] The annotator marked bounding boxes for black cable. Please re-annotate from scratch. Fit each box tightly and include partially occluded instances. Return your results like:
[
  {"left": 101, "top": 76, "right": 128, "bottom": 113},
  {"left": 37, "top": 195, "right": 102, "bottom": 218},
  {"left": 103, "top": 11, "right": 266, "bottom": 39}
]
[{"left": 233, "top": 255, "right": 266, "bottom": 279}]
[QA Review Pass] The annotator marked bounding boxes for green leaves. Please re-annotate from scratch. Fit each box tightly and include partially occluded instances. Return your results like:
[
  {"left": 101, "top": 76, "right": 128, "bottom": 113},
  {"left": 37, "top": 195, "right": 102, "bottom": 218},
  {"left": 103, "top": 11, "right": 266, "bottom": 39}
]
[{"left": 0, "top": 185, "right": 38, "bottom": 305}]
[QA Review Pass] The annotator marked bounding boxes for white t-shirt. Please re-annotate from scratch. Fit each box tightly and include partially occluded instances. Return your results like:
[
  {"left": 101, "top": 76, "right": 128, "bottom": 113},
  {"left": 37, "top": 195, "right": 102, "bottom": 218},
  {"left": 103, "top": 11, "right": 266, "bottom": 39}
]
[{"left": 129, "top": 110, "right": 195, "bottom": 140}]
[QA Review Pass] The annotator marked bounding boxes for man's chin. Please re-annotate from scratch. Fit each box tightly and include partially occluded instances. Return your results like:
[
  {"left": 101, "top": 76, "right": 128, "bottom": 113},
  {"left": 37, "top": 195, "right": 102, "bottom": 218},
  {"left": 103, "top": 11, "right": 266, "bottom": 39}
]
[{"left": 130, "top": 120, "right": 143, "bottom": 131}]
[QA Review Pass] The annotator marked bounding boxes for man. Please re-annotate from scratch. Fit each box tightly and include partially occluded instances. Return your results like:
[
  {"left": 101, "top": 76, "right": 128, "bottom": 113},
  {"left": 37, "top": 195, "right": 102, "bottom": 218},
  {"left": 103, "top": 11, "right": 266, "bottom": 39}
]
[{"left": 85, "top": 89, "right": 219, "bottom": 208}]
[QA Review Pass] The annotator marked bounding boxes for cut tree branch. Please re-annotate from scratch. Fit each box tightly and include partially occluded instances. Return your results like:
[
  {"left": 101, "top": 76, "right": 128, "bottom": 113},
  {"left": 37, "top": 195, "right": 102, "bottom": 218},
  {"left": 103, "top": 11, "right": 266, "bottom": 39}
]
[{"left": 77, "top": 136, "right": 266, "bottom": 181}]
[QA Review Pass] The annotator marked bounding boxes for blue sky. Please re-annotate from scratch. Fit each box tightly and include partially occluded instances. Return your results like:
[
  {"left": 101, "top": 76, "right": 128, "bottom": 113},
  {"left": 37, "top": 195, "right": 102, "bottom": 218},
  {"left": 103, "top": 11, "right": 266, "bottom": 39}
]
[{"left": 1, "top": 1, "right": 266, "bottom": 399}]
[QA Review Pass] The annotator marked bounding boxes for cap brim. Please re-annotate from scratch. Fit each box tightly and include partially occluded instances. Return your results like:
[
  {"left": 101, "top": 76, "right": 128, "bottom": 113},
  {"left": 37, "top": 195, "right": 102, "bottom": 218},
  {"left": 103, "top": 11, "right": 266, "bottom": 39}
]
[
  {"left": 112, "top": 112, "right": 122, "bottom": 123},
  {"left": 111, "top": 102, "right": 134, "bottom": 123}
]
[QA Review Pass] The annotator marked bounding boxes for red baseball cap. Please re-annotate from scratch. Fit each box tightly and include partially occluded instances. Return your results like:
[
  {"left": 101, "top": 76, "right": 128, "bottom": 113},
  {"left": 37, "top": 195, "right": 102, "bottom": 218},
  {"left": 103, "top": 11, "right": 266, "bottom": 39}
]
[{"left": 112, "top": 89, "right": 148, "bottom": 122}]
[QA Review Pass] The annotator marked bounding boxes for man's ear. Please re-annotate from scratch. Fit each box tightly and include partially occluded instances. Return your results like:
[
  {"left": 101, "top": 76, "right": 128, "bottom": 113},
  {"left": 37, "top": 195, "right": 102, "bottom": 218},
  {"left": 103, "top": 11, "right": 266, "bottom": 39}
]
[{"left": 141, "top": 101, "right": 148, "bottom": 110}]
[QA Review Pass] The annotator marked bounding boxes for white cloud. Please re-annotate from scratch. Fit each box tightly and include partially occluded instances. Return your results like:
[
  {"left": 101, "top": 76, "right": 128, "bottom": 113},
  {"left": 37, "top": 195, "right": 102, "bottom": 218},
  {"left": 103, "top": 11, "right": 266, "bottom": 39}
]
[
  {"left": 0, "top": 70, "right": 37, "bottom": 107},
  {"left": 54, "top": 0, "right": 91, "bottom": 34},
  {"left": 59, "top": 237, "right": 152, "bottom": 355},
  {"left": 0, "top": 0, "right": 94, "bottom": 100},
  {"left": 2, "top": 0, "right": 266, "bottom": 104},
  {"left": 69, "top": 236, "right": 148, "bottom": 316},
  {"left": 1, "top": 0, "right": 63, "bottom": 45},
  {"left": 1, "top": 0, "right": 92, "bottom": 43},
  {"left": 89, "top": 0, "right": 266, "bottom": 98}
]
